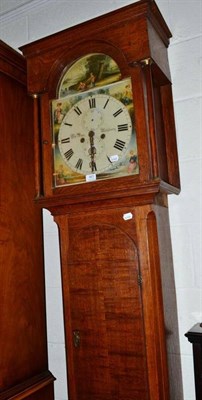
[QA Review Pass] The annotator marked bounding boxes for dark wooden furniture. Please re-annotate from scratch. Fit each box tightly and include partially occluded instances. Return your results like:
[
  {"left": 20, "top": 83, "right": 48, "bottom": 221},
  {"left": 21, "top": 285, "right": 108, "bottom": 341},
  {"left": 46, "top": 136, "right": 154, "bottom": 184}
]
[
  {"left": 0, "top": 40, "right": 55, "bottom": 399},
  {"left": 21, "top": 1, "right": 183, "bottom": 399},
  {"left": 185, "top": 324, "right": 202, "bottom": 399}
]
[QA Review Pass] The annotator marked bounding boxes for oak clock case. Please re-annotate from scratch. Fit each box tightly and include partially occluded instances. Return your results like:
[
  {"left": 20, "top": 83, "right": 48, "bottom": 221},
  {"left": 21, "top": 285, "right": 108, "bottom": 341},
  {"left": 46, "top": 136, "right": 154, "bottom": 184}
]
[{"left": 20, "top": 1, "right": 183, "bottom": 399}]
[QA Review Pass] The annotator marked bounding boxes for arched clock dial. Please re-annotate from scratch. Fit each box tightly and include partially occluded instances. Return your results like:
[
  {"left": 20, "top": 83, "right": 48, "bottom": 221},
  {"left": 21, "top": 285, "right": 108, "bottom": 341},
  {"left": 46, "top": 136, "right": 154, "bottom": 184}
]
[{"left": 58, "top": 93, "right": 132, "bottom": 175}]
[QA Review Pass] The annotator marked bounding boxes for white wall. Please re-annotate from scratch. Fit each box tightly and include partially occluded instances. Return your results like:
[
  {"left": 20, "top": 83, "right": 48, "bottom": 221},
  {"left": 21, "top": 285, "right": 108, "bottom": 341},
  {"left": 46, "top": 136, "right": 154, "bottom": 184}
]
[{"left": 1, "top": 1, "right": 201, "bottom": 399}]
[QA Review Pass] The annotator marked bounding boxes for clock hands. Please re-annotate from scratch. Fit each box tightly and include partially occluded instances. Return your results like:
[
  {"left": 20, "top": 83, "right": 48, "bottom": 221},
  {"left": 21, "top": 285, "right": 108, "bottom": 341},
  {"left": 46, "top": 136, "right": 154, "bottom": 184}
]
[{"left": 88, "top": 130, "right": 97, "bottom": 172}]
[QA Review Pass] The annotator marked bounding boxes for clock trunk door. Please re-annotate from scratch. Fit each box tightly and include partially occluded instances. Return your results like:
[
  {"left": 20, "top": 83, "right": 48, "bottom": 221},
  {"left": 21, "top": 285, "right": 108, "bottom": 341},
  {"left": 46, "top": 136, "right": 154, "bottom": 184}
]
[{"left": 65, "top": 215, "right": 149, "bottom": 400}]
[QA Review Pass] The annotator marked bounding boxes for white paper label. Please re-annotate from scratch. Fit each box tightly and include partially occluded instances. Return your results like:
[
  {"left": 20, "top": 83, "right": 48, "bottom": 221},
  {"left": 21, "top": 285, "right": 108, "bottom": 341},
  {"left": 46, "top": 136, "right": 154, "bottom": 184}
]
[
  {"left": 109, "top": 154, "right": 119, "bottom": 162},
  {"left": 86, "top": 173, "right": 96, "bottom": 182},
  {"left": 123, "top": 212, "right": 133, "bottom": 221}
]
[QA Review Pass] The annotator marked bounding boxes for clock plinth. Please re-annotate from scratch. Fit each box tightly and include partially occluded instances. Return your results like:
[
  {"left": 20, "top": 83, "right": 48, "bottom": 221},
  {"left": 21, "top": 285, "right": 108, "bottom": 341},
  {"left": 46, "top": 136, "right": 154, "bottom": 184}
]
[{"left": 21, "top": 1, "right": 183, "bottom": 399}]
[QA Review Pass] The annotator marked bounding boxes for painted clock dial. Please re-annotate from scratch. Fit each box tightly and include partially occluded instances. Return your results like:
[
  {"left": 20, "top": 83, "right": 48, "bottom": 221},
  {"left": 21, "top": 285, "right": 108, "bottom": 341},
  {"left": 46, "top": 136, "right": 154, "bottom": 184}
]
[
  {"left": 58, "top": 93, "right": 132, "bottom": 175},
  {"left": 51, "top": 54, "right": 139, "bottom": 187}
]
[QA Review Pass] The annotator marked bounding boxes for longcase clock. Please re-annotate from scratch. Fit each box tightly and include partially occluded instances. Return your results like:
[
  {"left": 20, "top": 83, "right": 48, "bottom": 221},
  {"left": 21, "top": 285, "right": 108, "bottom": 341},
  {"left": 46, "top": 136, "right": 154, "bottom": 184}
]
[{"left": 21, "top": 1, "right": 184, "bottom": 399}]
